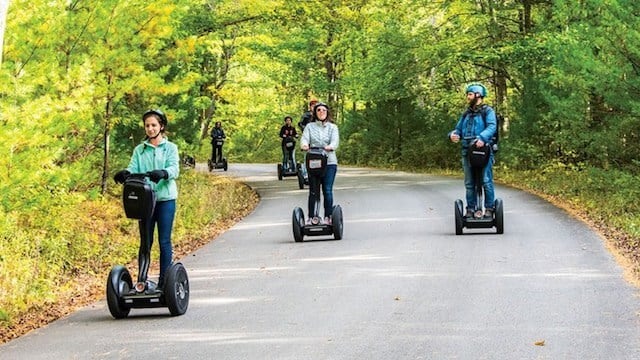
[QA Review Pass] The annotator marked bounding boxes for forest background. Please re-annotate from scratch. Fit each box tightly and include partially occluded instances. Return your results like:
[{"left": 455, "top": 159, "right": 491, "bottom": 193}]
[{"left": 1, "top": 0, "right": 640, "bottom": 342}]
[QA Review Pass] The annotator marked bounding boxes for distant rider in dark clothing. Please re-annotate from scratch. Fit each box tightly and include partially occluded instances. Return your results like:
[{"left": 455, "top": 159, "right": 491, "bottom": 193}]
[
  {"left": 298, "top": 99, "right": 318, "bottom": 181},
  {"left": 210, "top": 121, "right": 226, "bottom": 163},
  {"left": 298, "top": 99, "right": 318, "bottom": 132},
  {"left": 279, "top": 115, "right": 298, "bottom": 170}
]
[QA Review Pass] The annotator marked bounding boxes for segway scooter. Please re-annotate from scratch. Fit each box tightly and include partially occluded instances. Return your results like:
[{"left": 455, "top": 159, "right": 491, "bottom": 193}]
[
  {"left": 277, "top": 136, "right": 303, "bottom": 189},
  {"left": 292, "top": 147, "right": 343, "bottom": 242},
  {"left": 208, "top": 138, "right": 228, "bottom": 171},
  {"left": 106, "top": 173, "right": 190, "bottom": 318},
  {"left": 454, "top": 143, "right": 504, "bottom": 235}
]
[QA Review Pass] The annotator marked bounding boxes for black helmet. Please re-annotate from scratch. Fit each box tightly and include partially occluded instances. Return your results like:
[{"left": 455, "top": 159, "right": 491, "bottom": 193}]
[{"left": 142, "top": 109, "right": 168, "bottom": 127}]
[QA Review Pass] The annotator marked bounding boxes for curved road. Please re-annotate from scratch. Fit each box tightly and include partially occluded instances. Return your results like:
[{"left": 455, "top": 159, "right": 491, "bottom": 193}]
[{"left": 1, "top": 164, "right": 639, "bottom": 359}]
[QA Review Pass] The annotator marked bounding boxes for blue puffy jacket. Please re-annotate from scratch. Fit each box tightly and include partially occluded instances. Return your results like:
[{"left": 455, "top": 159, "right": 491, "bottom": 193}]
[{"left": 449, "top": 105, "right": 497, "bottom": 155}]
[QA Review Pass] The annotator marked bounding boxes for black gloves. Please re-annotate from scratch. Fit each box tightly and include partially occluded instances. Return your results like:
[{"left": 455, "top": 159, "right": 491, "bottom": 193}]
[
  {"left": 115, "top": 169, "right": 168, "bottom": 184},
  {"left": 114, "top": 170, "right": 131, "bottom": 184},
  {"left": 148, "top": 169, "right": 169, "bottom": 183}
]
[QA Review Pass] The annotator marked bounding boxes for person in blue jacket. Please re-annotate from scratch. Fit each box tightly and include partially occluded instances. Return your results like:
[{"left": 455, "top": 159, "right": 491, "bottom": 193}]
[
  {"left": 448, "top": 83, "right": 497, "bottom": 219},
  {"left": 114, "top": 109, "right": 180, "bottom": 287}
]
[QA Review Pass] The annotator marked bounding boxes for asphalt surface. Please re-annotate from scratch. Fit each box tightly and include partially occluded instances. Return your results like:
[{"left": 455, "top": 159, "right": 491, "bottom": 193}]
[{"left": 1, "top": 163, "right": 639, "bottom": 359}]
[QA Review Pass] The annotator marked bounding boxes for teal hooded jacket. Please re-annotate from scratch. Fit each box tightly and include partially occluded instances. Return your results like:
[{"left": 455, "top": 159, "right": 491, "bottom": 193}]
[{"left": 126, "top": 138, "right": 180, "bottom": 201}]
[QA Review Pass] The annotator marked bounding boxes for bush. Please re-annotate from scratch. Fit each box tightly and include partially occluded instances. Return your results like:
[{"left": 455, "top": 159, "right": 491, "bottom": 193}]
[{"left": 0, "top": 169, "right": 257, "bottom": 330}]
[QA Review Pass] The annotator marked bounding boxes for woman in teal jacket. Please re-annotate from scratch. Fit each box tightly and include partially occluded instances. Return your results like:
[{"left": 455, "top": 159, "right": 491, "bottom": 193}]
[{"left": 114, "top": 109, "right": 180, "bottom": 287}]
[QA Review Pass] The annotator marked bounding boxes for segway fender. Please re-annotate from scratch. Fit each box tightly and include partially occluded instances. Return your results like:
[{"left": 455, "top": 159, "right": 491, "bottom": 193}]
[
  {"left": 494, "top": 198, "right": 504, "bottom": 234},
  {"left": 454, "top": 199, "right": 464, "bottom": 235},
  {"left": 292, "top": 207, "right": 305, "bottom": 242},
  {"left": 164, "top": 262, "right": 190, "bottom": 316},
  {"left": 106, "top": 265, "right": 132, "bottom": 319},
  {"left": 332, "top": 205, "right": 344, "bottom": 240}
]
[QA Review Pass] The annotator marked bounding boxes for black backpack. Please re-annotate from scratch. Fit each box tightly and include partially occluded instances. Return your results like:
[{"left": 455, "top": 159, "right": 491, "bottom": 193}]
[{"left": 463, "top": 105, "right": 501, "bottom": 152}]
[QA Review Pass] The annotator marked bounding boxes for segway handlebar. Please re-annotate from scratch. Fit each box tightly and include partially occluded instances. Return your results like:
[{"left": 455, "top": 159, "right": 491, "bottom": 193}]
[
  {"left": 125, "top": 172, "right": 152, "bottom": 181},
  {"left": 303, "top": 146, "right": 331, "bottom": 152}
]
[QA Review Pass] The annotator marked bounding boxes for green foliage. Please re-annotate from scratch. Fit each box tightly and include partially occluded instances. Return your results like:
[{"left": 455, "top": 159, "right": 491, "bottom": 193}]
[
  {"left": 0, "top": 169, "right": 256, "bottom": 325},
  {"left": 3, "top": 0, "right": 640, "bottom": 334},
  {"left": 500, "top": 164, "right": 640, "bottom": 238}
]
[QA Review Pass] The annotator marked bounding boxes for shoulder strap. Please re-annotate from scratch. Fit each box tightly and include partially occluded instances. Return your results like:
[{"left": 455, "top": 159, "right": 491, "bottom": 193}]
[
  {"left": 479, "top": 105, "right": 488, "bottom": 127},
  {"left": 479, "top": 105, "right": 499, "bottom": 143}
]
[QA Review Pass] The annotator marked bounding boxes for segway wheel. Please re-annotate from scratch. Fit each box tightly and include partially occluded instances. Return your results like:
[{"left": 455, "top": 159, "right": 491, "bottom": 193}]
[
  {"left": 164, "top": 262, "right": 190, "bottom": 316},
  {"left": 223, "top": 158, "right": 228, "bottom": 171},
  {"left": 332, "top": 205, "right": 344, "bottom": 240},
  {"left": 207, "top": 159, "right": 213, "bottom": 172},
  {"left": 454, "top": 199, "right": 464, "bottom": 235},
  {"left": 106, "top": 265, "right": 132, "bottom": 319},
  {"left": 277, "top": 163, "right": 283, "bottom": 180},
  {"left": 292, "top": 207, "right": 304, "bottom": 242},
  {"left": 297, "top": 167, "right": 304, "bottom": 189},
  {"left": 494, "top": 198, "right": 504, "bottom": 234}
]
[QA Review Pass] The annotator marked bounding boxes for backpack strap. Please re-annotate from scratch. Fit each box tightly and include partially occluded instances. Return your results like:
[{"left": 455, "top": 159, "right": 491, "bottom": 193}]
[
  {"left": 479, "top": 105, "right": 488, "bottom": 128},
  {"left": 479, "top": 105, "right": 499, "bottom": 146}
]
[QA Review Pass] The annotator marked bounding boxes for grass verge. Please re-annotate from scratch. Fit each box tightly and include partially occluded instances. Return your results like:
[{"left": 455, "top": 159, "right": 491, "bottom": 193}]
[
  {"left": 495, "top": 163, "right": 640, "bottom": 287},
  {"left": 0, "top": 168, "right": 259, "bottom": 344}
]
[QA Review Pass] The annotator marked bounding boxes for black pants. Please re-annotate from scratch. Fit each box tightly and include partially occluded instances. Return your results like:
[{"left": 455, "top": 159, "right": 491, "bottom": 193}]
[{"left": 211, "top": 144, "right": 223, "bottom": 163}]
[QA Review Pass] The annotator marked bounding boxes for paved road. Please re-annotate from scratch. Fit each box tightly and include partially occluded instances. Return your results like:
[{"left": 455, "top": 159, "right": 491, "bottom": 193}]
[{"left": 1, "top": 164, "right": 639, "bottom": 359}]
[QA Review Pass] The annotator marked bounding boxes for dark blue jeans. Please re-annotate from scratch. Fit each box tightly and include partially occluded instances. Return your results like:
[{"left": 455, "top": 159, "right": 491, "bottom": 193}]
[
  {"left": 462, "top": 153, "right": 495, "bottom": 210},
  {"left": 308, "top": 164, "right": 337, "bottom": 218},
  {"left": 149, "top": 199, "right": 176, "bottom": 283},
  {"left": 282, "top": 145, "right": 295, "bottom": 170}
]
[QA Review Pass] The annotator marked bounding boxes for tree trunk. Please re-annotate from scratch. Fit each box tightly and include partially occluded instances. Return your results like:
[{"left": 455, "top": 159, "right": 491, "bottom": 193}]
[
  {"left": 101, "top": 93, "right": 113, "bottom": 195},
  {"left": 0, "top": 0, "right": 9, "bottom": 65}
]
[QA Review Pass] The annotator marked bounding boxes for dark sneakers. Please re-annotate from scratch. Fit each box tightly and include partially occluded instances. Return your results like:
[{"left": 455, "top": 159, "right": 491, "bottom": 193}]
[
  {"left": 484, "top": 208, "right": 494, "bottom": 218},
  {"left": 465, "top": 208, "right": 474, "bottom": 218}
]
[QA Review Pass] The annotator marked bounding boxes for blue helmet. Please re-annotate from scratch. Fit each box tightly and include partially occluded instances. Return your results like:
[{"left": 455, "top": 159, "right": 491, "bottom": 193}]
[{"left": 465, "top": 83, "right": 487, "bottom": 98}]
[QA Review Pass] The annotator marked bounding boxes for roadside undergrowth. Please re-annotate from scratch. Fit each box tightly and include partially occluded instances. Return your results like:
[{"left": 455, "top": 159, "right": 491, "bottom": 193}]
[
  {"left": 0, "top": 169, "right": 259, "bottom": 344},
  {"left": 495, "top": 163, "right": 640, "bottom": 288}
]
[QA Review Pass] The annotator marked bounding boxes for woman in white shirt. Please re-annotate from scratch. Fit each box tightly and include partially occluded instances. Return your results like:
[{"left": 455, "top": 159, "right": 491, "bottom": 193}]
[{"left": 300, "top": 102, "right": 340, "bottom": 225}]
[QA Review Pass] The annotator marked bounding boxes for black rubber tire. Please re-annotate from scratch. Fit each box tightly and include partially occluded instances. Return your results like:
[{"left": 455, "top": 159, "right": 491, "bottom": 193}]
[
  {"left": 495, "top": 198, "right": 504, "bottom": 234},
  {"left": 297, "top": 172, "right": 304, "bottom": 189},
  {"left": 292, "top": 207, "right": 304, "bottom": 242},
  {"left": 454, "top": 199, "right": 464, "bottom": 235},
  {"left": 332, "top": 205, "right": 344, "bottom": 240},
  {"left": 223, "top": 159, "right": 228, "bottom": 171},
  {"left": 106, "top": 265, "right": 132, "bottom": 319},
  {"left": 207, "top": 159, "right": 213, "bottom": 172},
  {"left": 164, "top": 262, "right": 190, "bottom": 316},
  {"left": 277, "top": 163, "right": 283, "bottom": 180}
]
